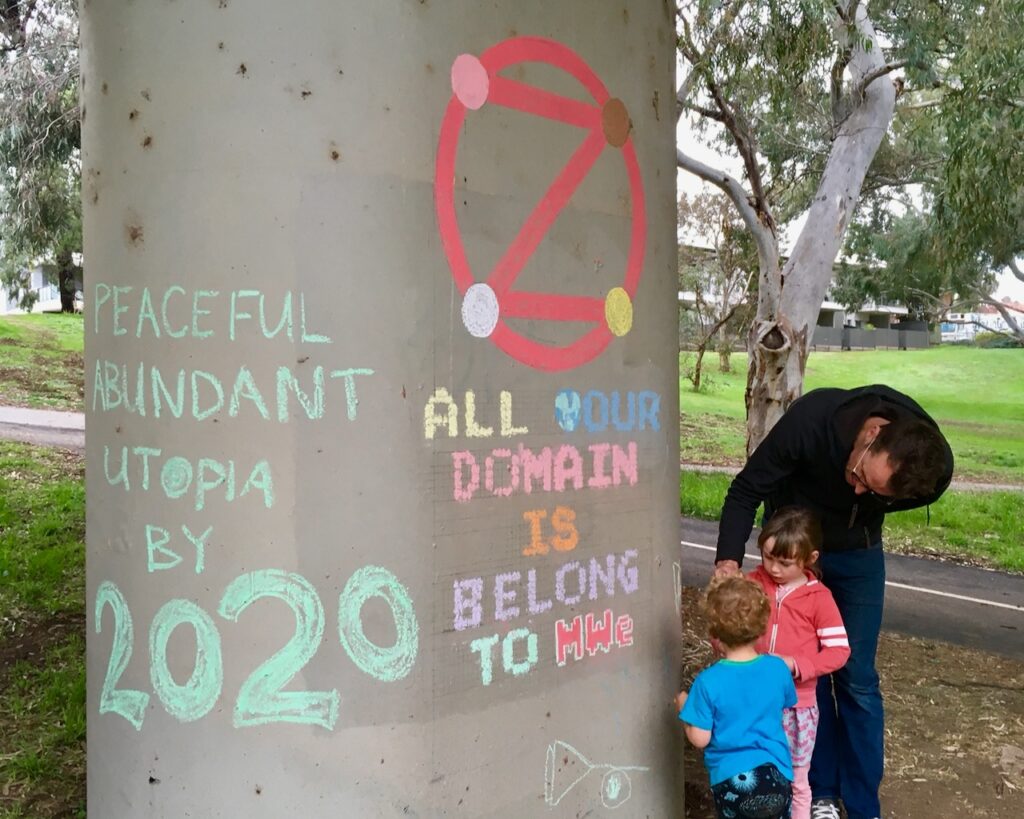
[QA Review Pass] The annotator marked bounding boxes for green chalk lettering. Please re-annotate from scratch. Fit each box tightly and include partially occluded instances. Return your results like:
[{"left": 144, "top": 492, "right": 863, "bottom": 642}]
[
  {"left": 136, "top": 287, "right": 160, "bottom": 338},
  {"left": 160, "top": 456, "right": 193, "bottom": 500},
  {"left": 229, "top": 290, "right": 260, "bottom": 341},
  {"left": 502, "top": 628, "right": 538, "bottom": 677},
  {"left": 337, "top": 565, "right": 418, "bottom": 683},
  {"left": 151, "top": 366, "right": 185, "bottom": 419},
  {"left": 123, "top": 362, "right": 146, "bottom": 416},
  {"left": 191, "top": 290, "right": 218, "bottom": 339},
  {"left": 149, "top": 599, "right": 223, "bottom": 723},
  {"left": 161, "top": 286, "right": 188, "bottom": 338},
  {"left": 195, "top": 458, "right": 228, "bottom": 512},
  {"left": 181, "top": 524, "right": 212, "bottom": 574},
  {"left": 218, "top": 570, "right": 339, "bottom": 729},
  {"left": 191, "top": 370, "right": 224, "bottom": 421},
  {"left": 94, "top": 282, "right": 111, "bottom": 334},
  {"left": 103, "top": 361, "right": 123, "bottom": 410},
  {"left": 238, "top": 460, "right": 274, "bottom": 509},
  {"left": 95, "top": 580, "right": 150, "bottom": 730},
  {"left": 259, "top": 291, "right": 293, "bottom": 340},
  {"left": 146, "top": 525, "right": 182, "bottom": 572},
  {"left": 276, "top": 366, "right": 324, "bottom": 422},
  {"left": 92, "top": 360, "right": 105, "bottom": 411},
  {"left": 329, "top": 368, "right": 374, "bottom": 421},
  {"left": 299, "top": 292, "right": 331, "bottom": 343},
  {"left": 112, "top": 286, "right": 132, "bottom": 336},
  {"left": 103, "top": 445, "right": 129, "bottom": 489},
  {"left": 133, "top": 446, "right": 161, "bottom": 490},
  {"left": 470, "top": 635, "right": 500, "bottom": 686},
  {"left": 228, "top": 367, "right": 270, "bottom": 420}
]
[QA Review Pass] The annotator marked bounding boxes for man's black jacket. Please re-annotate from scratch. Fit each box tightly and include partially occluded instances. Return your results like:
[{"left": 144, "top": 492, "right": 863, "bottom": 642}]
[{"left": 715, "top": 385, "right": 955, "bottom": 565}]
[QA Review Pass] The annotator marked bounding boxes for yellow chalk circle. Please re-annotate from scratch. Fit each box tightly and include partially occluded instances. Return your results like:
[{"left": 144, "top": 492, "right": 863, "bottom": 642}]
[{"left": 604, "top": 287, "right": 633, "bottom": 337}]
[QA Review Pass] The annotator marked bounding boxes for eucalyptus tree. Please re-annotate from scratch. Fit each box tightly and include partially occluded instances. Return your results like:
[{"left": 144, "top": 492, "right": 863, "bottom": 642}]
[
  {"left": 675, "top": 0, "right": 980, "bottom": 452},
  {"left": 0, "top": 0, "right": 80, "bottom": 312}
]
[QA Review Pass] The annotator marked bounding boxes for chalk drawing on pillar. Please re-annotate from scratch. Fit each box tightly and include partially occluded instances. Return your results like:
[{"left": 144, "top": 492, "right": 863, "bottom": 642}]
[
  {"left": 543, "top": 739, "right": 649, "bottom": 809},
  {"left": 436, "top": 36, "right": 647, "bottom": 372}
]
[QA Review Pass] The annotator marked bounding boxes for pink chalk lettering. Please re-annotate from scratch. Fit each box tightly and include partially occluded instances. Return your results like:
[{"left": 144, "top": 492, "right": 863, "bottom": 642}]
[
  {"left": 452, "top": 451, "right": 480, "bottom": 502},
  {"left": 555, "top": 616, "right": 584, "bottom": 666},
  {"left": 585, "top": 609, "right": 614, "bottom": 655},
  {"left": 484, "top": 448, "right": 519, "bottom": 497},
  {"left": 518, "top": 445, "right": 553, "bottom": 493},
  {"left": 586, "top": 443, "right": 612, "bottom": 488},
  {"left": 611, "top": 441, "right": 638, "bottom": 486},
  {"left": 553, "top": 444, "right": 584, "bottom": 491},
  {"left": 615, "top": 613, "right": 634, "bottom": 647}
]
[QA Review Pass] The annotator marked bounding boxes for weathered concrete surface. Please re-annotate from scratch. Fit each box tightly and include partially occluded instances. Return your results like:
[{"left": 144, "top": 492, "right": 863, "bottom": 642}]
[{"left": 82, "top": 3, "right": 680, "bottom": 816}]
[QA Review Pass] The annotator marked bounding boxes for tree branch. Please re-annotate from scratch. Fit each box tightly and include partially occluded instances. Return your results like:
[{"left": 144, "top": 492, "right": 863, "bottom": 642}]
[
  {"left": 853, "top": 59, "right": 910, "bottom": 99},
  {"left": 1007, "top": 257, "right": 1024, "bottom": 285},
  {"left": 979, "top": 294, "right": 1024, "bottom": 340}
]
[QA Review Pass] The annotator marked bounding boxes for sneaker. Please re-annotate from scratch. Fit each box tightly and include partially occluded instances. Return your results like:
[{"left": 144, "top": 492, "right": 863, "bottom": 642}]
[{"left": 811, "top": 799, "right": 842, "bottom": 819}]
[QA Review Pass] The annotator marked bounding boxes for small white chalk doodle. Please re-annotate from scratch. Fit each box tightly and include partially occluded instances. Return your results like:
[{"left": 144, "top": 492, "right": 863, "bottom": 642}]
[
  {"left": 544, "top": 739, "right": 649, "bottom": 810},
  {"left": 673, "top": 561, "right": 682, "bottom": 614}
]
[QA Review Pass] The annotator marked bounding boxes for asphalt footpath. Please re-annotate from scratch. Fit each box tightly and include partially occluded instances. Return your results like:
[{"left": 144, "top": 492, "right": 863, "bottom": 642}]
[{"left": 680, "top": 517, "right": 1024, "bottom": 662}]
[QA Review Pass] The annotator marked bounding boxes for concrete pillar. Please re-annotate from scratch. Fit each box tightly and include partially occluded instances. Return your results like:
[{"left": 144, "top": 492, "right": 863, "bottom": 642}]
[{"left": 82, "top": 3, "right": 680, "bottom": 815}]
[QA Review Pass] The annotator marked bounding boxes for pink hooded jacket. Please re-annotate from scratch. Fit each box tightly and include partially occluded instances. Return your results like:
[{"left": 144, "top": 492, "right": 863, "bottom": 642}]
[{"left": 748, "top": 566, "right": 851, "bottom": 709}]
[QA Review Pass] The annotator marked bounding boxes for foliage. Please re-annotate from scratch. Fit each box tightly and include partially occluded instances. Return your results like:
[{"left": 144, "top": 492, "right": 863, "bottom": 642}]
[
  {"left": 0, "top": 0, "right": 80, "bottom": 312},
  {"left": 974, "top": 331, "right": 1024, "bottom": 349},
  {"left": 839, "top": 0, "right": 1024, "bottom": 324},
  {"left": 678, "top": 191, "right": 756, "bottom": 390}
]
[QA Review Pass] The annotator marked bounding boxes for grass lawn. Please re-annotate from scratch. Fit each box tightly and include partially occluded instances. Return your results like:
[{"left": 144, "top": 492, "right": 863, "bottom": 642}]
[
  {"left": 680, "top": 346, "right": 1024, "bottom": 484},
  {"left": 0, "top": 441, "right": 85, "bottom": 818},
  {"left": 680, "top": 471, "right": 1024, "bottom": 573},
  {"left": 0, "top": 313, "right": 85, "bottom": 411}
]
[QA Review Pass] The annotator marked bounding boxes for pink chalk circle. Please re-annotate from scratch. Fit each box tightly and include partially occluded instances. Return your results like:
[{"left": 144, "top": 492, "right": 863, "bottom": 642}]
[{"left": 451, "top": 54, "right": 489, "bottom": 110}]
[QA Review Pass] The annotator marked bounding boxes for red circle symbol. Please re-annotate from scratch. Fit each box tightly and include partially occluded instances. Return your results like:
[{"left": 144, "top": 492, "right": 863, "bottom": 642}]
[{"left": 435, "top": 36, "right": 647, "bottom": 372}]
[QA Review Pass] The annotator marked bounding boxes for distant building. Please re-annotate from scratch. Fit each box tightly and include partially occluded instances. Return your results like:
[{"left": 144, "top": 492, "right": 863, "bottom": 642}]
[
  {"left": 0, "top": 265, "right": 82, "bottom": 315},
  {"left": 940, "top": 298, "right": 1024, "bottom": 342}
]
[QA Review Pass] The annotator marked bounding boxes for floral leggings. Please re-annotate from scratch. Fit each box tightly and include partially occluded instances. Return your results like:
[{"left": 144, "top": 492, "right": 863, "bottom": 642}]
[{"left": 711, "top": 762, "right": 793, "bottom": 819}]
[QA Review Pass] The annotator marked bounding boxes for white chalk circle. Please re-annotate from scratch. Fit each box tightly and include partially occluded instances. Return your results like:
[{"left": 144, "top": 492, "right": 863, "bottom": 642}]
[{"left": 461, "top": 283, "right": 500, "bottom": 338}]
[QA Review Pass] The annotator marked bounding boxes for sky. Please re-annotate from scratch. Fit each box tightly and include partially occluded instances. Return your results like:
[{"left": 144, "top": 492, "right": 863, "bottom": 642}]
[{"left": 675, "top": 116, "right": 1024, "bottom": 305}]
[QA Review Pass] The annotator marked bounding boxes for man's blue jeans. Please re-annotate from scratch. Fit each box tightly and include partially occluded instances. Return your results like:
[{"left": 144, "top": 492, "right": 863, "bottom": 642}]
[{"left": 809, "top": 545, "right": 885, "bottom": 819}]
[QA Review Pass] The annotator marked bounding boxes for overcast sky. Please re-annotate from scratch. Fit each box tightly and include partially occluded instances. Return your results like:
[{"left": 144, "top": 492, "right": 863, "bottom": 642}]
[{"left": 675, "top": 117, "right": 1024, "bottom": 304}]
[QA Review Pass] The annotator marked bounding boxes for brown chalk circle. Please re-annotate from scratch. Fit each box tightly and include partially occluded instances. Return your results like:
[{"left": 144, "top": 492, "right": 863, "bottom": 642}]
[{"left": 602, "top": 98, "right": 631, "bottom": 147}]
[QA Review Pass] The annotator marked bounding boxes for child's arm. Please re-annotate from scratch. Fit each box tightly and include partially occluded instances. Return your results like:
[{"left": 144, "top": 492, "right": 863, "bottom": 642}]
[
  {"left": 684, "top": 723, "right": 712, "bottom": 748},
  {"left": 676, "top": 680, "right": 714, "bottom": 749},
  {"left": 790, "top": 591, "right": 851, "bottom": 681}
]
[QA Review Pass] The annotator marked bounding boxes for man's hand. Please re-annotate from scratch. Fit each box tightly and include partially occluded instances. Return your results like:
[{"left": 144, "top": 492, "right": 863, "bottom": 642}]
[{"left": 713, "top": 559, "right": 741, "bottom": 578}]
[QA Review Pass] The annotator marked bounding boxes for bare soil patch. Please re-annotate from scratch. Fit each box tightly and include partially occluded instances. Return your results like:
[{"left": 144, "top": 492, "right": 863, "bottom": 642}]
[{"left": 680, "top": 587, "right": 1024, "bottom": 818}]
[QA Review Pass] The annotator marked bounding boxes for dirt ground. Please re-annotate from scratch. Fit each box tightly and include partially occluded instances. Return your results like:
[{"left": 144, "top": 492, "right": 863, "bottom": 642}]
[{"left": 679, "top": 587, "right": 1024, "bottom": 818}]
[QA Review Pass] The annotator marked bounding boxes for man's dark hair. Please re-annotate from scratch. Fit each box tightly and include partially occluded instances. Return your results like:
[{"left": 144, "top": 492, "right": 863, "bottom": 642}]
[{"left": 874, "top": 418, "right": 947, "bottom": 498}]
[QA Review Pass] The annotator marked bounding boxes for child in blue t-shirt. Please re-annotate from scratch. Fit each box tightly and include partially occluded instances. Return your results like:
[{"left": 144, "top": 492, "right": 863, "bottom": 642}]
[{"left": 676, "top": 575, "right": 797, "bottom": 819}]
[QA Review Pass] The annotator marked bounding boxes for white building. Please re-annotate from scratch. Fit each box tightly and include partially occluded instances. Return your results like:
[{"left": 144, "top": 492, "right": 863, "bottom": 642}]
[{"left": 940, "top": 298, "right": 1024, "bottom": 342}]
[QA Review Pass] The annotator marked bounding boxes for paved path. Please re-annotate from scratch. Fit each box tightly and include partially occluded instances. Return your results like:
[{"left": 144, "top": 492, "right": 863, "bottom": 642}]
[
  {"left": 0, "top": 406, "right": 84, "bottom": 452},
  {"left": 680, "top": 516, "right": 1024, "bottom": 661}
]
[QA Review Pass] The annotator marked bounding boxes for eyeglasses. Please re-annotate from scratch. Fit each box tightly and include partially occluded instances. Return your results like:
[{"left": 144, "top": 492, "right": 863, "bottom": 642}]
[{"left": 849, "top": 439, "right": 895, "bottom": 506}]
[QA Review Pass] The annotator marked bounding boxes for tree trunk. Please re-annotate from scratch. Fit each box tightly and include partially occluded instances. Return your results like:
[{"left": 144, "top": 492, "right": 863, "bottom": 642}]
[
  {"left": 743, "top": 3, "right": 897, "bottom": 455},
  {"left": 57, "top": 251, "right": 76, "bottom": 313},
  {"left": 718, "top": 347, "right": 731, "bottom": 373},
  {"left": 691, "top": 345, "right": 706, "bottom": 392}
]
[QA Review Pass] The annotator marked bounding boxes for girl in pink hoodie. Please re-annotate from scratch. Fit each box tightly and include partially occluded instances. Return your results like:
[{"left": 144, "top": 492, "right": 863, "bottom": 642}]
[{"left": 748, "top": 507, "right": 851, "bottom": 819}]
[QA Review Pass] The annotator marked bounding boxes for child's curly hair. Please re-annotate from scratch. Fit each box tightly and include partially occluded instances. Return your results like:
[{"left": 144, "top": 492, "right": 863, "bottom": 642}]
[{"left": 703, "top": 575, "right": 770, "bottom": 648}]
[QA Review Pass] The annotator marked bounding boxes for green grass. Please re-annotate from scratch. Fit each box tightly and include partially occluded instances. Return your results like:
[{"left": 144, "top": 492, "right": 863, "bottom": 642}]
[
  {"left": 0, "top": 441, "right": 85, "bottom": 818},
  {"left": 680, "top": 470, "right": 1024, "bottom": 573},
  {"left": 0, "top": 313, "right": 85, "bottom": 411},
  {"left": 680, "top": 347, "right": 1024, "bottom": 484}
]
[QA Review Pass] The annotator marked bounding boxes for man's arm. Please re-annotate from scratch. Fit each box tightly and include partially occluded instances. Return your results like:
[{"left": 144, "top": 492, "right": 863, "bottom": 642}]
[{"left": 714, "top": 398, "right": 817, "bottom": 566}]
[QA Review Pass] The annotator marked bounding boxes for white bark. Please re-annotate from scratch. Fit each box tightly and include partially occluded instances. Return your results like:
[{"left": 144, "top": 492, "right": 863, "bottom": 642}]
[{"left": 744, "top": 3, "right": 897, "bottom": 453}]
